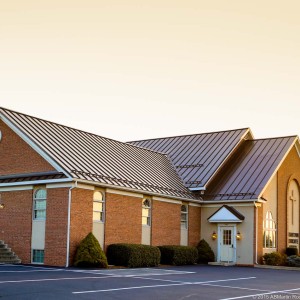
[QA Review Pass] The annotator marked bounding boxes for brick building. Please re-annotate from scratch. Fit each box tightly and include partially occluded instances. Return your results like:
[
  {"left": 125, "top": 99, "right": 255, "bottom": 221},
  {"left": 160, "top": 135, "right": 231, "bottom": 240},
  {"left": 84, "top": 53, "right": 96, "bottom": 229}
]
[{"left": 0, "top": 107, "right": 299, "bottom": 266}]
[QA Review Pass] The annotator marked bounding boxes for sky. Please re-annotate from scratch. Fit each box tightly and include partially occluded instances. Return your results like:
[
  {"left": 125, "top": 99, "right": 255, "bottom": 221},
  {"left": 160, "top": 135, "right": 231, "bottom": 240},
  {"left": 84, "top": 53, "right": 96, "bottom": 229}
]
[{"left": 0, "top": 1, "right": 299, "bottom": 142}]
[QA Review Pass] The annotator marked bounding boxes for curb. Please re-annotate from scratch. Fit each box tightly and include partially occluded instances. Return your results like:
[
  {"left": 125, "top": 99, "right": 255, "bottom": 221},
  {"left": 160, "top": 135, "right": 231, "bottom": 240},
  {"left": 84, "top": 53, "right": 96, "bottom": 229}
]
[{"left": 254, "top": 264, "right": 300, "bottom": 271}]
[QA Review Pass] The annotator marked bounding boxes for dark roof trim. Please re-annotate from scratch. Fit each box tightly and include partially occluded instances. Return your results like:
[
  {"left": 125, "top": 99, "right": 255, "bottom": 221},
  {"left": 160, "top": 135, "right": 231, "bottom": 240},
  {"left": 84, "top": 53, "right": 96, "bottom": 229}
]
[
  {"left": 0, "top": 171, "right": 65, "bottom": 180},
  {"left": 207, "top": 205, "right": 245, "bottom": 221}
]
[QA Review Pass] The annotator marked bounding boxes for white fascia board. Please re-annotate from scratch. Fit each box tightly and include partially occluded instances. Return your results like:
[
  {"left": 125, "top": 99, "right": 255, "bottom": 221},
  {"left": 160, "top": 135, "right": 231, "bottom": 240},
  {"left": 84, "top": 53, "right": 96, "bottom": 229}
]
[
  {"left": 189, "top": 187, "right": 206, "bottom": 191},
  {"left": 189, "top": 202, "right": 201, "bottom": 207},
  {"left": 258, "top": 137, "right": 297, "bottom": 199},
  {"left": 76, "top": 179, "right": 203, "bottom": 203},
  {"left": 152, "top": 196, "right": 182, "bottom": 204},
  {"left": 0, "top": 185, "right": 34, "bottom": 192},
  {"left": 106, "top": 188, "right": 143, "bottom": 198},
  {"left": 0, "top": 178, "right": 73, "bottom": 188},
  {"left": 0, "top": 114, "right": 71, "bottom": 179},
  {"left": 209, "top": 219, "right": 243, "bottom": 223},
  {"left": 202, "top": 199, "right": 259, "bottom": 204}
]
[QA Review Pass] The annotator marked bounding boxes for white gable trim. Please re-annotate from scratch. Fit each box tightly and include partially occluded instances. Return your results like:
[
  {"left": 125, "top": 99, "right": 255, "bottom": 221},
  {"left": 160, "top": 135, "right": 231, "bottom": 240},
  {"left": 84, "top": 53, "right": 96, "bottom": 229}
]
[
  {"left": 208, "top": 206, "right": 243, "bottom": 223},
  {"left": 0, "top": 114, "right": 71, "bottom": 179},
  {"left": 258, "top": 137, "right": 298, "bottom": 199}
]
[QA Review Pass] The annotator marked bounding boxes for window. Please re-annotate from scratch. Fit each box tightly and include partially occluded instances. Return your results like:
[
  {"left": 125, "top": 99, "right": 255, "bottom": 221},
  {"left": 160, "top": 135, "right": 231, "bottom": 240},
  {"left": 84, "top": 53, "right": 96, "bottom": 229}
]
[
  {"left": 32, "top": 249, "right": 44, "bottom": 263},
  {"left": 181, "top": 205, "right": 188, "bottom": 229},
  {"left": 93, "top": 191, "right": 105, "bottom": 222},
  {"left": 33, "top": 189, "right": 47, "bottom": 220},
  {"left": 263, "top": 211, "right": 276, "bottom": 248},
  {"left": 142, "top": 199, "right": 151, "bottom": 226}
]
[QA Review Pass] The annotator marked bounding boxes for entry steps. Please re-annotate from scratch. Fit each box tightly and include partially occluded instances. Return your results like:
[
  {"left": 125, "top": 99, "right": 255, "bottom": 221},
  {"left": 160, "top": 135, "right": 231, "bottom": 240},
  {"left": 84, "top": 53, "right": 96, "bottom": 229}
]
[
  {"left": 208, "top": 262, "right": 235, "bottom": 266},
  {"left": 0, "top": 240, "right": 21, "bottom": 264}
]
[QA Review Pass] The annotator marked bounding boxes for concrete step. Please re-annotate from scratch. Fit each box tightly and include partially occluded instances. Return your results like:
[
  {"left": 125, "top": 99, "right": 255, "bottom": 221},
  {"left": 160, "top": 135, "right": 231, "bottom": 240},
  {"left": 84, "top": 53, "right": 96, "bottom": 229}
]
[
  {"left": 0, "top": 247, "right": 12, "bottom": 253},
  {"left": 0, "top": 240, "right": 21, "bottom": 264}
]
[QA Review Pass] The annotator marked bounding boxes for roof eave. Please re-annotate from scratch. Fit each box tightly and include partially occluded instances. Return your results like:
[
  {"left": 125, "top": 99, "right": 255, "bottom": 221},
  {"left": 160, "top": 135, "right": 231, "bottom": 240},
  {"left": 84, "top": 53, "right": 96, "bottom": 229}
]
[{"left": 75, "top": 178, "right": 203, "bottom": 203}]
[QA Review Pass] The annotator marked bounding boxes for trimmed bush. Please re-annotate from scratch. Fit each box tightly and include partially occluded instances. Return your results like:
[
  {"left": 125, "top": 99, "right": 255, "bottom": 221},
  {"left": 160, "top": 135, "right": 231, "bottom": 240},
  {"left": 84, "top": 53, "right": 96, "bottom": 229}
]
[
  {"left": 74, "top": 232, "right": 108, "bottom": 268},
  {"left": 286, "top": 247, "right": 298, "bottom": 257},
  {"left": 263, "top": 252, "right": 286, "bottom": 266},
  {"left": 158, "top": 245, "right": 198, "bottom": 266},
  {"left": 197, "top": 239, "right": 215, "bottom": 264},
  {"left": 107, "top": 243, "right": 160, "bottom": 268},
  {"left": 287, "top": 255, "right": 300, "bottom": 267}
]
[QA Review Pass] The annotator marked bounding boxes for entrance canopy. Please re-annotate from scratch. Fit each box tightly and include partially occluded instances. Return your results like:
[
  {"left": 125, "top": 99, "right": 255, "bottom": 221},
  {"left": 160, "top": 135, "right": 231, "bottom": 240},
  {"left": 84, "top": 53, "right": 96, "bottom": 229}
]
[{"left": 208, "top": 205, "right": 245, "bottom": 223}]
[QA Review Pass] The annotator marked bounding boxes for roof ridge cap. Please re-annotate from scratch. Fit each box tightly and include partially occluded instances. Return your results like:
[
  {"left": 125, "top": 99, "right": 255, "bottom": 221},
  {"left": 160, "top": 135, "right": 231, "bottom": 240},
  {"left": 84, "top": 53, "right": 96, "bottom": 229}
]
[
  {"left": 127, "top": 127, "right": 250, "bottom": 143},
  {"left": 0, "top": 106, "right": 166, "bottom": 157}
]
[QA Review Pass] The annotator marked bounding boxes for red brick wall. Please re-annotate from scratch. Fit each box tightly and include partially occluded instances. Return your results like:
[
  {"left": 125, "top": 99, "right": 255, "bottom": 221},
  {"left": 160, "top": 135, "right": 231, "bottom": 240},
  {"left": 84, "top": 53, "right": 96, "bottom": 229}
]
[
  {"left": 151, "top": 200, "right": 180, "bottom": 246},
  {"left": 277, "top": 147, "right": 300, "bottom": 253},
  {"left": 105, "top": 193, "right": 141, "bottom": 248},
  {"left": 0, "top": 120, "right": 55, "bottom": 176},
  {"left": 69, "top": 188, "right": 93, "bottom": 265},
  {"left": 0, "top": 190, "right": 33, "bottom": 263},
  {"left": 44, "top": 188, "right": 69, "bottom": 266},
  {"left": 188, "top": 205, "right": 201, "bottom": 246}
]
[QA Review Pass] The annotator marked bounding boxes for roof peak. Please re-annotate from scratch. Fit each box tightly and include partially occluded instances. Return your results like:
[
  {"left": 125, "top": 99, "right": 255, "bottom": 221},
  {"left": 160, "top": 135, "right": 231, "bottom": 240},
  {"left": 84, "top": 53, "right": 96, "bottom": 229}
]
[
  {"left": 128, "top": 127, "right": 250, "bottom": 143},
  {"left": 0, "top": 106, "right": 164, "bottom": 156}
]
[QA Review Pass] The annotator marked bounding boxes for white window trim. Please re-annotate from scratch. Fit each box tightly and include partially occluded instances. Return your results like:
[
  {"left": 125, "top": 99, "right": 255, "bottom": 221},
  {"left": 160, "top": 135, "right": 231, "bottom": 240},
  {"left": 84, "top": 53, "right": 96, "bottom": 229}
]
[
  {"left": 263, "top": 211, "right": 277, "bottom": 249},
  {"left": 181, "top": 204, "right": 188, "bottom": 230},
  {"left": 33, "top": 189, "right": 47, "bottom": 220},
  {"left": 93, "top": 191, "right": 105, "bottom": 223},
  {"left": 142, "top": 199, "right": 151, "bottom": 227}
]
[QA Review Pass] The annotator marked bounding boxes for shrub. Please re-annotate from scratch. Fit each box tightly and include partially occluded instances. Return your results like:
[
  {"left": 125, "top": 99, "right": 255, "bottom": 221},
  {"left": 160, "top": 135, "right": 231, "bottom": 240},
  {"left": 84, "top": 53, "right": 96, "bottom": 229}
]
[
  {"left": 107, "top": 243, "right": 160, "bottom": 268},
  {"left": 196, "top": 239, "right": 215, "bottom": 264},
  {"left": 74, "top": 232, "right": 108, "bottom": 268},
  {"left": 262, "top": 252, "right": 286, "bottom": 266},
  {"left": 286, "top": 247, "right": 298, "bottom": 257},
  {"left": 158, "top": 245, "right": 198, "bottom": 266},
  {"left": 287, "top": 255, "right": 300, "bottom": 267}
]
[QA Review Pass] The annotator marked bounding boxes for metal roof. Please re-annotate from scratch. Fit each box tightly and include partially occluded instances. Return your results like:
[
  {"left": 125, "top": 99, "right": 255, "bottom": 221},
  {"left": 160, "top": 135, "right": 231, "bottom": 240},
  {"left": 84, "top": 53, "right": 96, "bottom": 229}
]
[
  {"left": 0, "top": 107, "right": 196, "bottom": 200},
  {"left": 128, "top": 128, "right": 251, "bottom": 189},
  {"left": 204, "top": 136, "right": 297, "bottom": 200}
]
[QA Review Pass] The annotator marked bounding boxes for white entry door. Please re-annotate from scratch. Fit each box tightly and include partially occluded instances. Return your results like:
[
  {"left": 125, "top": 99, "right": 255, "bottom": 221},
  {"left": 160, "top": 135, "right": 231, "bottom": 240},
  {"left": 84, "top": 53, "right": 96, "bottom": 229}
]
[{"left": 219, "top": 226, "right": 235, "bottom": 262}]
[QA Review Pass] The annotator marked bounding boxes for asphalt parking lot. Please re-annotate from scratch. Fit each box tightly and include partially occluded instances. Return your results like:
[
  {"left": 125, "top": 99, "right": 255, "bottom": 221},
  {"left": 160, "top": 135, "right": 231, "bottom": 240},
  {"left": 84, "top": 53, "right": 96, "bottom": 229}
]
[{"left": 0, "top": 264, "right": 300, "bottom": 300}]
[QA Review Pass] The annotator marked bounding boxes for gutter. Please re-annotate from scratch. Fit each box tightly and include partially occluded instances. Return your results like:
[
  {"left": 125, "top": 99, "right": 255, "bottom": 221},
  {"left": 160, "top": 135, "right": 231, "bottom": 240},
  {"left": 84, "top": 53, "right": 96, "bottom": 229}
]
[
  {"left": 75, "top": 179, "right": 203, "bottom": 204},
  {"left": 66, "top": 181, "right": 77, "bottom": 267}
]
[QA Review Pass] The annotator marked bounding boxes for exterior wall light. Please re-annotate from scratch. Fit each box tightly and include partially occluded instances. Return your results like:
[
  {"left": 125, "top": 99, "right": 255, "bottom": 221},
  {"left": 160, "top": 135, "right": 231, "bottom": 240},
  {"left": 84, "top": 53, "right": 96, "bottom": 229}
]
[
  {"left": 236, "top": 231, "right": 241, "bottom": 240},
  {"left": 0, "top": 203, "right": 4, "bottom": 209},
  {"left": 211, "top": 231, "right": 217, "bottom": 240}
]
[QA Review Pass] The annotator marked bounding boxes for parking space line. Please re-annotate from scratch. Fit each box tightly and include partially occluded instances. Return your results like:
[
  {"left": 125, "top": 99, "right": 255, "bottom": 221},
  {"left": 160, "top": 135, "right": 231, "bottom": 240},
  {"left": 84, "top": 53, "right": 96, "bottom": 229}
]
[
  {"left": 220, "top": 288, "right": 300, "bottom": 300},
  {"left": 72, "top": 276, "right": 256, "bottom": 294},
  {"left": 73, "top": 282, "right": 190, "bottom": 294},
  {"left": 0, "top": 275, "right": 116, "bottom": 284},
  {"left": 130, "top": 276, "right": 188, "bottom": 283}
]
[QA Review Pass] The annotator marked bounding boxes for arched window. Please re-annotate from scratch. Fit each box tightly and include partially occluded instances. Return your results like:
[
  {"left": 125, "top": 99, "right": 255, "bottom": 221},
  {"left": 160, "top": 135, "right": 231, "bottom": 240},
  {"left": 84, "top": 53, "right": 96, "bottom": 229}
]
[
  {"left": 33, "top": 189, "right": 47, "bottom": 220},
  {"left": 93, "top": 191, "right": 105, "bottom": 222},
  {"left": 181, "top": 205, "right": 188, "bottom": 229},
  {"left": 142, "top": 199, "right": 151, "bottom": 226},
  {"left": 263, "top": 211, "right": 276, "bottom": 248}
]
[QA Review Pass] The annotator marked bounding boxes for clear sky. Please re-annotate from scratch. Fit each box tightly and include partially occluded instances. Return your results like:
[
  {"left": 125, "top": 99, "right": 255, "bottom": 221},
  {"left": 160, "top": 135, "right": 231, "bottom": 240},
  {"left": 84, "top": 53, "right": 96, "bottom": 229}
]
[{"left": 1, "top": 1, "right": 299, "bottom": 141}]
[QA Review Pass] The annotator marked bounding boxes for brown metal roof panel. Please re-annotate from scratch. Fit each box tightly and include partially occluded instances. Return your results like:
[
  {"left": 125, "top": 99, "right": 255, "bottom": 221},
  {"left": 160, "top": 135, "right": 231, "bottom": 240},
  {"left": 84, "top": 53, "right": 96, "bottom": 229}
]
[
  {"left": 0, "top": 107, "right": 195, "bottom": 199},
  {"left": 129, "top": 129, "right": 249, "bottom": 189},
  {"left": 205, "top": 137, "right": 296, "bottom": 201}
]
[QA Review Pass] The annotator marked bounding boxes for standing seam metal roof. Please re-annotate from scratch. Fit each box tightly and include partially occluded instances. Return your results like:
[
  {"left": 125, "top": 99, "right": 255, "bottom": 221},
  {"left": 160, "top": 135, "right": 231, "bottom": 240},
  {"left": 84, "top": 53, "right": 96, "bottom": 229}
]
[
  {"left": 128, "top": 128, "right": 250, "bottom": 189},
  {"left": 204, "top": 136, "right": 297, "bottom": 200},
  {"left": 0, "top": 107, "right": 196, "bottom": 200}
]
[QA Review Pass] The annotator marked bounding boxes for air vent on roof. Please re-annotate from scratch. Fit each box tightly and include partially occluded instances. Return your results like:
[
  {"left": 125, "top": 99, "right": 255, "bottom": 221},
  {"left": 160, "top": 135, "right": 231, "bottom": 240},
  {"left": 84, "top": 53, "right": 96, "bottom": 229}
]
[
  {"left": 186, "top": 180, "right": 202, "bottom": 185},
  {"left": 176, "top": 164, "right": 203, "bottom": 169}
]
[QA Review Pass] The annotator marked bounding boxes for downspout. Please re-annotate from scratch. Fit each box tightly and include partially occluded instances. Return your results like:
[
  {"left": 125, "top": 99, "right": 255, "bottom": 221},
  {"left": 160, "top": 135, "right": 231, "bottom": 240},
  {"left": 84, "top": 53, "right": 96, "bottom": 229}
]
[
  {"left": 255, "top": 201, "right": 258, "bottom": 264},
  {"left": 66, "top": 181, "right": 77, "bottom": 267}
]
